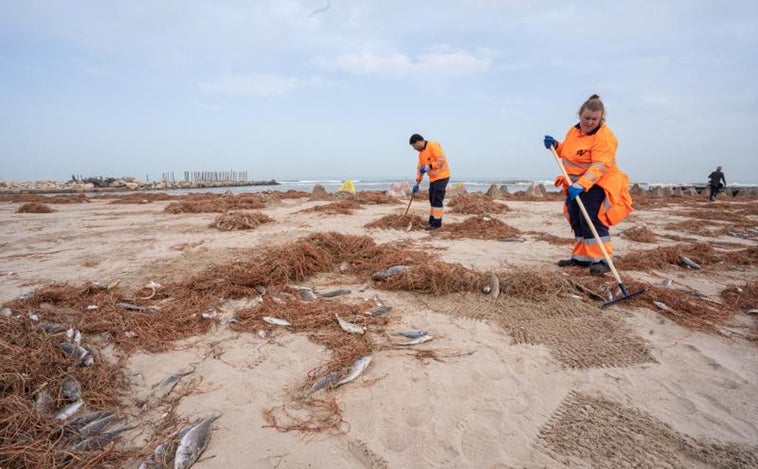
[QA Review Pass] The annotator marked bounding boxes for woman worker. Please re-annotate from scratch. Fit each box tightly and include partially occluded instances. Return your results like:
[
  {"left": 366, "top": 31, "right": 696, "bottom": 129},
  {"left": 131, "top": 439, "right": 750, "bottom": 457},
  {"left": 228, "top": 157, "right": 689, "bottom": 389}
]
[{"left": 543, "top": 94, "right": 633, "bottom": 274}]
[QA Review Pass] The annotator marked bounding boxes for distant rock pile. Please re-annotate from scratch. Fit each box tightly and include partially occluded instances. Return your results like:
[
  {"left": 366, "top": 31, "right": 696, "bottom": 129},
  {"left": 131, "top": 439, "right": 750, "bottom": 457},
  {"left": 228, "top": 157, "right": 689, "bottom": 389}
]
[{"left": 0, "top": 178, "right": 279, "bottom": 194}]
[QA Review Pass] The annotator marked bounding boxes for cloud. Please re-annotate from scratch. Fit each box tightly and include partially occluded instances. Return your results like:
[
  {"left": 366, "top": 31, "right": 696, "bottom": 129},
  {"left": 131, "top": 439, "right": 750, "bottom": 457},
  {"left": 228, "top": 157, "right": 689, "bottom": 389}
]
[
  {"left": 318, "top": 46, "right": 494, "bottom": 78},
  {"left": 199, "top": 72, "right": 300, "bottom": 96}
]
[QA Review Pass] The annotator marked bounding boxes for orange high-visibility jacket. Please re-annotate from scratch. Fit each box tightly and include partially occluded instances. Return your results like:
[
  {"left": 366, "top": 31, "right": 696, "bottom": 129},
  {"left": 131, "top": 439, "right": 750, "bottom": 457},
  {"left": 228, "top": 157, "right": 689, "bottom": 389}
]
[
  {"left": 555, "top": 124, "right": 633, "bottom": 226},
  {"left": 416, "top": 141, "right": 450, "bottom": 183}
]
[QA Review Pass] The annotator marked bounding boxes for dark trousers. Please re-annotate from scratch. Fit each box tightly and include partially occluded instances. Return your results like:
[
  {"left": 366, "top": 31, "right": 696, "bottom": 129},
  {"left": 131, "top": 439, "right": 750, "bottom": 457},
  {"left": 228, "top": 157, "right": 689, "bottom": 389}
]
[
  {"left": 428, "top": 178, "right": 449, "bottom": 227},
  {"left": 709, "top": 182, "right": 723, "bottom": 201},
  {"left": 566, "top": 185, "right": 609, "bottom": 240}
]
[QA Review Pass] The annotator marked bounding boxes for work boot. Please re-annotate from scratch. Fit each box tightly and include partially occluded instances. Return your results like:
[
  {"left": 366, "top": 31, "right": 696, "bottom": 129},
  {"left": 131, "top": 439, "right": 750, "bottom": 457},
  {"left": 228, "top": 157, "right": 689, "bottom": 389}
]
[
  {"left": 557, "top": 259, "right": 590, "bottom": 268},
  {"left": 424, "top": 224, "right": 439, "bottom": 231},
  {"left": 589, "top": 261, "right": 611, "bottom": 274}
]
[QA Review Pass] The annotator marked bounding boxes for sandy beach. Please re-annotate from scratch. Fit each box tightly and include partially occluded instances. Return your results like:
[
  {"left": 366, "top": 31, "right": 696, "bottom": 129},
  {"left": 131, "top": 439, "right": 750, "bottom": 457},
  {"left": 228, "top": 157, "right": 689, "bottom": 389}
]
[{"left": 1, "top": 188, "right": 756, "bottom": 468}]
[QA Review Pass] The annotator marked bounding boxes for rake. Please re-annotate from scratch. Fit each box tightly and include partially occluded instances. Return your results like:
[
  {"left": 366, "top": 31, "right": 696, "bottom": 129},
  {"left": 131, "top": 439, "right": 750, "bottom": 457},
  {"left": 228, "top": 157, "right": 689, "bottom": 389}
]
[{"left": 548, "top": 146, "right": 648, "bottom": 308}]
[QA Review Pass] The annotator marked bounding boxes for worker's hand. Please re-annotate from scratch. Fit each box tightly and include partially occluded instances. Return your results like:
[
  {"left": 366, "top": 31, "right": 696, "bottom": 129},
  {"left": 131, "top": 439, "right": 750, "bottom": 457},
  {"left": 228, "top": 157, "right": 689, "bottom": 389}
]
[
  {"left": 553, "top": 175, "right": 568, "bottom": 188},
  {"left": 419, "top": 165, "right": 431, "bottom": 175},
  {"left": 567, "top": 183, "right": 583, "bottom": 201},
  {"left": 543, "top": 135, "right": 558, "bottom": 149},
  {"left": 412, "top": 184, "right": 419, "bottom": 194}
]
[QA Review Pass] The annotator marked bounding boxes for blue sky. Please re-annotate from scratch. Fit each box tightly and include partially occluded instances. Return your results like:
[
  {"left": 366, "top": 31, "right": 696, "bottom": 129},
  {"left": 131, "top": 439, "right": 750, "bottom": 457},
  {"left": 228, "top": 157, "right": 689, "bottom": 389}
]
[{"left": 1, "top": 0, "right": 757, "bottom": 184}]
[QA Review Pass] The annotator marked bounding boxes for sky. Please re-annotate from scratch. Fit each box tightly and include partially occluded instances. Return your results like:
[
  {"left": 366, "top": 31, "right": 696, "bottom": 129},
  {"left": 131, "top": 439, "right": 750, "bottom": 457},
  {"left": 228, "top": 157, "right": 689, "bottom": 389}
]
[{"left": 1, "top": 0, "right": 757, "bottom": 185}]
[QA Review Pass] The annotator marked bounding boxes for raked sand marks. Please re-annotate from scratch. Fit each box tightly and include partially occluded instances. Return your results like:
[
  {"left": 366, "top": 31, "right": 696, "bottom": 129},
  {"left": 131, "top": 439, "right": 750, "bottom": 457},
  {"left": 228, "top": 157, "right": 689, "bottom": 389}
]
[
  {"left": 537, "top": 391, "right": 758, "bottom": 468},
  {"left": 413, "top": 292, "right": 656, "bottom": 369}
]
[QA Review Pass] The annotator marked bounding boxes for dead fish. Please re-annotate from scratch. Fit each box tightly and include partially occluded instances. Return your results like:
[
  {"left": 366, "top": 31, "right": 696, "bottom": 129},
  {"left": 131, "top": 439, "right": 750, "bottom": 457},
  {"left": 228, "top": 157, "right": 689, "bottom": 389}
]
[
  {"left": 174, "top": 412, "right": 222, "bottom": 469},
  {"left": 371, "top": 265, "right": 409, "bottom": 281},
  {"left": 488, "top": 272, "right": 500, "bottom": 299},
  {"left": 653, "top": 301, "right": 674, "bottom": 312},
  {"left": 358, "top": 284, "right": 370, "bottom": 292},
  {"left": 71, "top": 423, "right": 137, "bottom": 451},
  {"left": 747, "top": 309, "right": 758, "bottom": 315},
  {"left": 59, "top": 342, "right": 89, "bottom": 360},
  {"left": 36, "top": 322, "right": 66, "bottom": 333},
  {"left": 139, "top": 422, "right": 197, "bottom": 469},
  {"left": 86, "top": 305, "right": 98, "bottom": 310},
  {"left": 153, "top": 368, "right": 194, "bottom": 394},
  {"left": 257, "top": 329, "right": 270, "bottom": 339},
  {"left": 365, "top": 305, "right": 391, "bottom": 317},
  {"left": 61, "top": 377, "right": 82, "bottom": 402},
  {"left": 336, "top": 355, "right": 372, "bottom": 387},
  {"left": 78, "top": 413, "right": 121, "bottom": 437},
  {"left": 34, "top": 388, "right": 55, "bottom": 415},
  {"left": 304, "top": 370, "right": 343, "bottom": 398},
  {"left": 262, "top": 316, "right": 291, "bottom": 327},
  {"left": 393, "top": 330, "right": 428, "bottom": 339},
  {"left": 680, "top": 256, "right": 701, "bottom": 269},
  {"left": 116, "top": 302, "right": 161, "bottom": 312},
  {"left": 318, "top": 289, "right": 351, "bottom": 298},
  {"left": 27, "top": 312, "right": 39, "bottom": 321},
  {"left": 55, "top": 399, "right": 85, "bottom": 420},
  {"left": 660, "top": 278, "right": 673, "bottom": 288},
  {"left": 396, "top": 335, "right": 434, "bottom": 346},
  {"left": 335, "top": 314, "right": 366, "bottom": 334},
  {"left": 66, "top": 328, "right": 82, "bottom": 344},
  {"left": 67, "top": 411, "right": 114, "bottom": 430},
  {"left": 300, "top": 289, "right": 317, "bottom": 301}
]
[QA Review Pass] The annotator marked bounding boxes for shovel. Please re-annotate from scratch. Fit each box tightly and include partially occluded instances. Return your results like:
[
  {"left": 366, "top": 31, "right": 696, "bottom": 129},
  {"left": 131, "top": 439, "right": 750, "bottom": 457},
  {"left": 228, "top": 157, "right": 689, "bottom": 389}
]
[{"left": 548, "top": 146, "right": 647, "bottom": 308}]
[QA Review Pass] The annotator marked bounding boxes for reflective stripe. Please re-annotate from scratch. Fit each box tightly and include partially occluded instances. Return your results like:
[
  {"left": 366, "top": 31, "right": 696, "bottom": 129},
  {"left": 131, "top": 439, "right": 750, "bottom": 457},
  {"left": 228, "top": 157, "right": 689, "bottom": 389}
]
[{"left": 564, "top": 160, "right": 592, "bottom": 170}]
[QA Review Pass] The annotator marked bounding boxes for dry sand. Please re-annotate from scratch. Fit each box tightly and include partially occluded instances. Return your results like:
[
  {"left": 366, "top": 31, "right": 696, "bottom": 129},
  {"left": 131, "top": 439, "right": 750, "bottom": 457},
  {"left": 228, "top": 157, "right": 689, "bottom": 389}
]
[{"left": 1, "top": 192, "right": 756, "bottom": 468}]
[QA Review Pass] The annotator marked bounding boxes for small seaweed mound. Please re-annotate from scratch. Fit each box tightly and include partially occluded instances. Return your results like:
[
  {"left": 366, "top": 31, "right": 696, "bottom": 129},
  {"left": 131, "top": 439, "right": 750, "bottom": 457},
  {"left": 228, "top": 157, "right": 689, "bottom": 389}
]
[
  {"left": 210, "top": 211, "right": 274, "bottom": 231},
  {"left": 622, "top": 225, "right": 658, "bottom": 243},
  {"left": 439, "top": 216, "right": 521, "bottom": 240},
  {"left": 448, "top": 193, "right": 509, "bottom": 215},
  {"left": 364, "top": 214, "right": 427, "bottom": 231},
  {"left": 16, "top": 203, "right": 55, "bottom": 213}
]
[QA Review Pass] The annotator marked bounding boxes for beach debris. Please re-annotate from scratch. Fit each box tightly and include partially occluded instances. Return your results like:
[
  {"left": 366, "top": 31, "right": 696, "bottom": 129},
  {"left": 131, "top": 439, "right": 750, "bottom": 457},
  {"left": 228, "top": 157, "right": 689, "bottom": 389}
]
[
  {"left": 70, "top": 423, "right": 137, "bottom": 451},
  {"left": 201, "top": 309, "right": 218, "bottom": 319},
  {"left": 358, "top": 284, "right": 370, "bottom": 292},
  {"left": 257, "top": 329, "right": 270, "bottom": 339},
  {"left": 36, "top": 322, "right": 66, "bottom": 333},
  {"left": 336, "top": 355, "right": 372, "bottom": 386},
  {"left": 365, "top": 305, "right": 391, "bottom": 317},
  {"left": 27, "top": 312, "right": 39, "bottom": 321},
  {"left": 371, "top": 265, "right": 409, "bottom": 281},
  {"left": 660, "top": 278, "right": 673, "bottom": 288},
  {"left": 335, "top": 314, "right": 366, "bottom": 334},
  {"left": 68, "top": 411, "right": 114, "bottom": 431},
  {"left": 116, "top": 302, "right": 161, "bottom": 312},
  {"left": 653, "top": 301, "right": 674, "bottom": 312},
  {"left": 140, "top": 280, "right": 162, "bottom": 300},
  {"left": 1, "top": 307, "right": 11, "bottom": 317},
  {"left": 393, "top": 330, "right": 428, "bottom": 339},
  {"left": 77, "top": 413, "right": 121, "bottom": 437},
  {"left": 298, "top": 288, "right": 317, "bottom": 301},
  {"left": 484, "top": 272, "right": 500, "bottom": 299},
  {"left": 139, "top": 421, "right": 198, "bottom": 469},
  {"left": 304, "top": 371, "right": 343, "bottom": 399},
  {"left": 59, "top": 343, "right": 94, "bottom": 367},
  {"left": 142, "top": 368, "right": 196, "bottom": 411},
  {"left": 61, "top": 376, "right": 82, "bottom": 402},
  {"left": 318, "top": 288, "right": 351, "bottom": 298},
  {"left": 262, "top": 316, "right": 291, "bottom": 327},
  {"left": 34, "top": 387, "right": 55, "bottom": 415},
  {"left": 680, "top": 256, "right": 702, "bottom": 269},
  {"left": 55, "top": 399, "right": 85, "bottom": 421},
  {"left": 395, "top": 335, "right": 434, "bottom": 346},
  {"left": 86, "top": 304, "right": 98, "bottom": 310},
  {"left": 174, "top": 411, "right": 222, "bottom": 469},
  {"left": 747, "top": 309, "right": 758, "bottom": 315},
  {"left": 66, "top": 327, "right": 82, "bottom": 344}
]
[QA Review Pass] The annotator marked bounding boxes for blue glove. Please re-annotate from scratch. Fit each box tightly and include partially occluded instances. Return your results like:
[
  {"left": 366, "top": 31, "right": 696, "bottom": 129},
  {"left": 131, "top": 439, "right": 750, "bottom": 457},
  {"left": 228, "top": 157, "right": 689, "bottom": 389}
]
[
  {"left": 543, "top": 135, "right": 558, "bottom": 149},
  {"left": 567, "top": 183, "right": 583, "bottom": 201},
  {"left": 412, "top": 184, "right": 419, "bottom": 194},
  {"left": 419, "top": 165, "right": 431, "bottom": 175}
]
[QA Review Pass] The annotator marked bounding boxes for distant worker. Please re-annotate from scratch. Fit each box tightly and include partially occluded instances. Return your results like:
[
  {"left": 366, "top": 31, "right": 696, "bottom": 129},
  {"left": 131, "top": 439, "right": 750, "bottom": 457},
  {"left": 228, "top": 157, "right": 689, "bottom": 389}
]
[
  {"left": 543, "top": 94, "right": 633, "bottom": 274},
  {"left": 707, "top": 166, "right": 726, "bottom": 201},
  {"left": 409, "top": 133, "right": 450, "bottom": 230}
]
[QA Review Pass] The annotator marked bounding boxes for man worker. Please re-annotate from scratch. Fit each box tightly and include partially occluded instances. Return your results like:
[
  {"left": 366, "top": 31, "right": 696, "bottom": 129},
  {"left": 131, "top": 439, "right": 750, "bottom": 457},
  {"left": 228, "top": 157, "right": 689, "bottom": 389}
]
[
  {"left": 409, "top": 133, "right": 450, "bottom": 230},
  {"left": 707, "top": 166, "right": 726, "bottom": 201}
]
